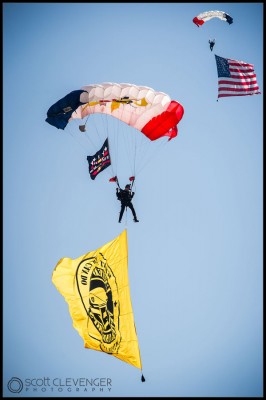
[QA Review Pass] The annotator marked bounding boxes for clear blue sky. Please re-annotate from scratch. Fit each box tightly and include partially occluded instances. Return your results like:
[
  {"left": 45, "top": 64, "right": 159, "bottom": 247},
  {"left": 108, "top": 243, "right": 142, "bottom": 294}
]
[{"left": 3, "top": 3, "right": 263, "bottom": 397}]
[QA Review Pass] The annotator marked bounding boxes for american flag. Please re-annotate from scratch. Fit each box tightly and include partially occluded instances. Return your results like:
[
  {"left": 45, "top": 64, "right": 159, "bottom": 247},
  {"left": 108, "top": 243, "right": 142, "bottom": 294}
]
[{"left": 215, "top": 55, "right": 261, "bottom": 99}]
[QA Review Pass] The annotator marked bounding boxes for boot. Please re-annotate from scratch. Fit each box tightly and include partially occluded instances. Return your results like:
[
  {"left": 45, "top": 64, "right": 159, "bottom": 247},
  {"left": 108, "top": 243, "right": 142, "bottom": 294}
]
[{"left": 134, "top": 218, "right": 139, "bottom": 222}]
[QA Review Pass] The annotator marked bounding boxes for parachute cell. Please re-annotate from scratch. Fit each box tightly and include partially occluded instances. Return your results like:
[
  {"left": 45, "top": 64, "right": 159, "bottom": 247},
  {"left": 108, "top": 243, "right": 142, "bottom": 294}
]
[{"left": 193, "top": 10, "right": 233, "bottom": 27}]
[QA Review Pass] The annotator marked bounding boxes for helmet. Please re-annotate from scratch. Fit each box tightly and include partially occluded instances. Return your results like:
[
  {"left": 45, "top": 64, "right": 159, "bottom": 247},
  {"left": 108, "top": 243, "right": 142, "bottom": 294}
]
[{"left": 125, "top": 184, "right": 131, "bottom": 189}]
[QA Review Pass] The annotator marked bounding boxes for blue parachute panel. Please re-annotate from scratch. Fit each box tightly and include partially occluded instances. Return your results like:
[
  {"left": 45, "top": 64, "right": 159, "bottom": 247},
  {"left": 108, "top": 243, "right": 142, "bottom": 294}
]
[{"left": 46, "top": 90, "right": 87, "bottom": 130}]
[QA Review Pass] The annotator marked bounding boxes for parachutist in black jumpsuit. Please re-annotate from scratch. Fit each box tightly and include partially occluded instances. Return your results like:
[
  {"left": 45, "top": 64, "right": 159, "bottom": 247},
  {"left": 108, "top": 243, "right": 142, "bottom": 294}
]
[
  {"left": 116, "top": 184, "right": 139, "bottom": 223},
  {"left": 209, "top": 39, "right": 215, "bottom": 51}
]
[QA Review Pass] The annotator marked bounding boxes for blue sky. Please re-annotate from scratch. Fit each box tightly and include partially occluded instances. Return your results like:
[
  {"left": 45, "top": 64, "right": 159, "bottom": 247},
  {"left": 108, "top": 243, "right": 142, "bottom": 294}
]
[{"left": 3, "top": 3, "right": 263, "bottom": 397}]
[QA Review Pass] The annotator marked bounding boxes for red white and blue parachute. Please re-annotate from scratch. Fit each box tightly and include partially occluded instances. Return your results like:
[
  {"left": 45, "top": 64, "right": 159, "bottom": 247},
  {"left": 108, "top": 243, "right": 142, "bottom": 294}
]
[
  {"left": 46, "top": 83, "right": 184, "bottom": 141},
  {"left": 46, "top": 83, "right": 184, "bottom": 184},
  {"left": 193, "top": 10, "right": 233, "bottom": 27}
]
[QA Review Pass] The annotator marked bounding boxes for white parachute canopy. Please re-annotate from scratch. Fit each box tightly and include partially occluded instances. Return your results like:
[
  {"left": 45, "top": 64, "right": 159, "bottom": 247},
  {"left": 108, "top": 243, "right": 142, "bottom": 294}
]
[{"left": 193, "top": 10, "right": 233, "bottom": 27}]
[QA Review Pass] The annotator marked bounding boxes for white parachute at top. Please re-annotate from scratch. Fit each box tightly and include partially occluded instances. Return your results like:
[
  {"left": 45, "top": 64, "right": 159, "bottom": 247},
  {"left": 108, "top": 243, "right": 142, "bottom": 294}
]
[{"left": 193, "top": 10, "right": 233, "bottom": 27}]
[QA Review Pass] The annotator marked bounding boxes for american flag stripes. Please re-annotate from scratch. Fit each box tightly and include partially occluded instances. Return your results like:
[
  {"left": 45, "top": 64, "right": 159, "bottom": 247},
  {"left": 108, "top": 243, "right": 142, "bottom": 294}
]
[{"left": 215, "top": 55, "right": 261, "bottom": 99}]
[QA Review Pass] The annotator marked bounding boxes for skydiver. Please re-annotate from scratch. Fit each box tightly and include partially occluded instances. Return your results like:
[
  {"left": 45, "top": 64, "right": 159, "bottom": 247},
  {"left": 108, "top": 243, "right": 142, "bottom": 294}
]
[
  {"left": 116, "top": 184, "right": 139, "bottom": 223},
  {"left": 209, "top": 39, "right": 215, "bottom": 51}
]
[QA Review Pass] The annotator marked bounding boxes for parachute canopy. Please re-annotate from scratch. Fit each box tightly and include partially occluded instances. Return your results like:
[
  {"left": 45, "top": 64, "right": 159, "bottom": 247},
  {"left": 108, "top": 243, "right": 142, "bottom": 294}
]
[
  {"left": 193, "top": 10, "right": 233, "bottom": 27},
  {"left": 46, "top": 82, "right": 184, "bottom": 141},
  {"left": 45, "top": 83, "right": 184, "bottom": 185}
]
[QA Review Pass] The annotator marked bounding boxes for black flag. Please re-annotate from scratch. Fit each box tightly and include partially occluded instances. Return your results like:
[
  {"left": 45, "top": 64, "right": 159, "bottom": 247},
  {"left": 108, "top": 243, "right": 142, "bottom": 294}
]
[{"left": 87, "top": 138, "right": 111, "bottom": 180}]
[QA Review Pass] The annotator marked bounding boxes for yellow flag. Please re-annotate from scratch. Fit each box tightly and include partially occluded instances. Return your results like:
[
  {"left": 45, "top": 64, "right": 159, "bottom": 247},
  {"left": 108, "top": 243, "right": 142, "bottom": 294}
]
[{"left": 52, "top": 229, "right": 142, "bottom": 370}]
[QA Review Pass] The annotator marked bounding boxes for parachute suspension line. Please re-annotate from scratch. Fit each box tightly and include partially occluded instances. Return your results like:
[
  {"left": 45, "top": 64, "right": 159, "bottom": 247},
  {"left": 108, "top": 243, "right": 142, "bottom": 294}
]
[
  {"left": 111, "top": 102, "right": 136, "bottom": 181},
  {"left": 130, "top": 176, "right": 136, "bottom": 195},
  {"left": 138, "top": 130, "right": 150, "bottom": 174},
  {"left": 121, "top": 123, "right": 136, "bottom": 179},
  {"left": 129, "top": 128, "right": 150, "bottom": 177},
  {"left": 111, "top": 114, "right": 120, "bottom": 179},
  {"left": 106, "top": 134, "right": 116, "bottom": 181},
  {"left": 84, "top": 115, "right": 90, "bottom": 127},
  {"left": 136, "top": 135, "right": 168, "bottom": 177},
  {"left": 102, "top": 112, "right": 118, "bottom": 180},
  {"left": 78, "top": 115, "right": 90, "bottom": 132},
  {"left": 65, "top": 123, "right": 88, "bottom": 156},
  {"left": 121, "top": 104, "right": 135, "bottom": 177},
  {"left": 132, "top": 133, "right": 137, "bottom": 179},
  {"left": 84, "top": 111, "right": 105, "bottom": 152}
]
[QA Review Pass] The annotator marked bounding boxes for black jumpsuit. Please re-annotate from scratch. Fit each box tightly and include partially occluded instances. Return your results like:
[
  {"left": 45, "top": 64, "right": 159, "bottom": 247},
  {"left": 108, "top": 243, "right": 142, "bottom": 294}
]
[{"left": 117, "top": 188, "right": 138, "bottom": 222}]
